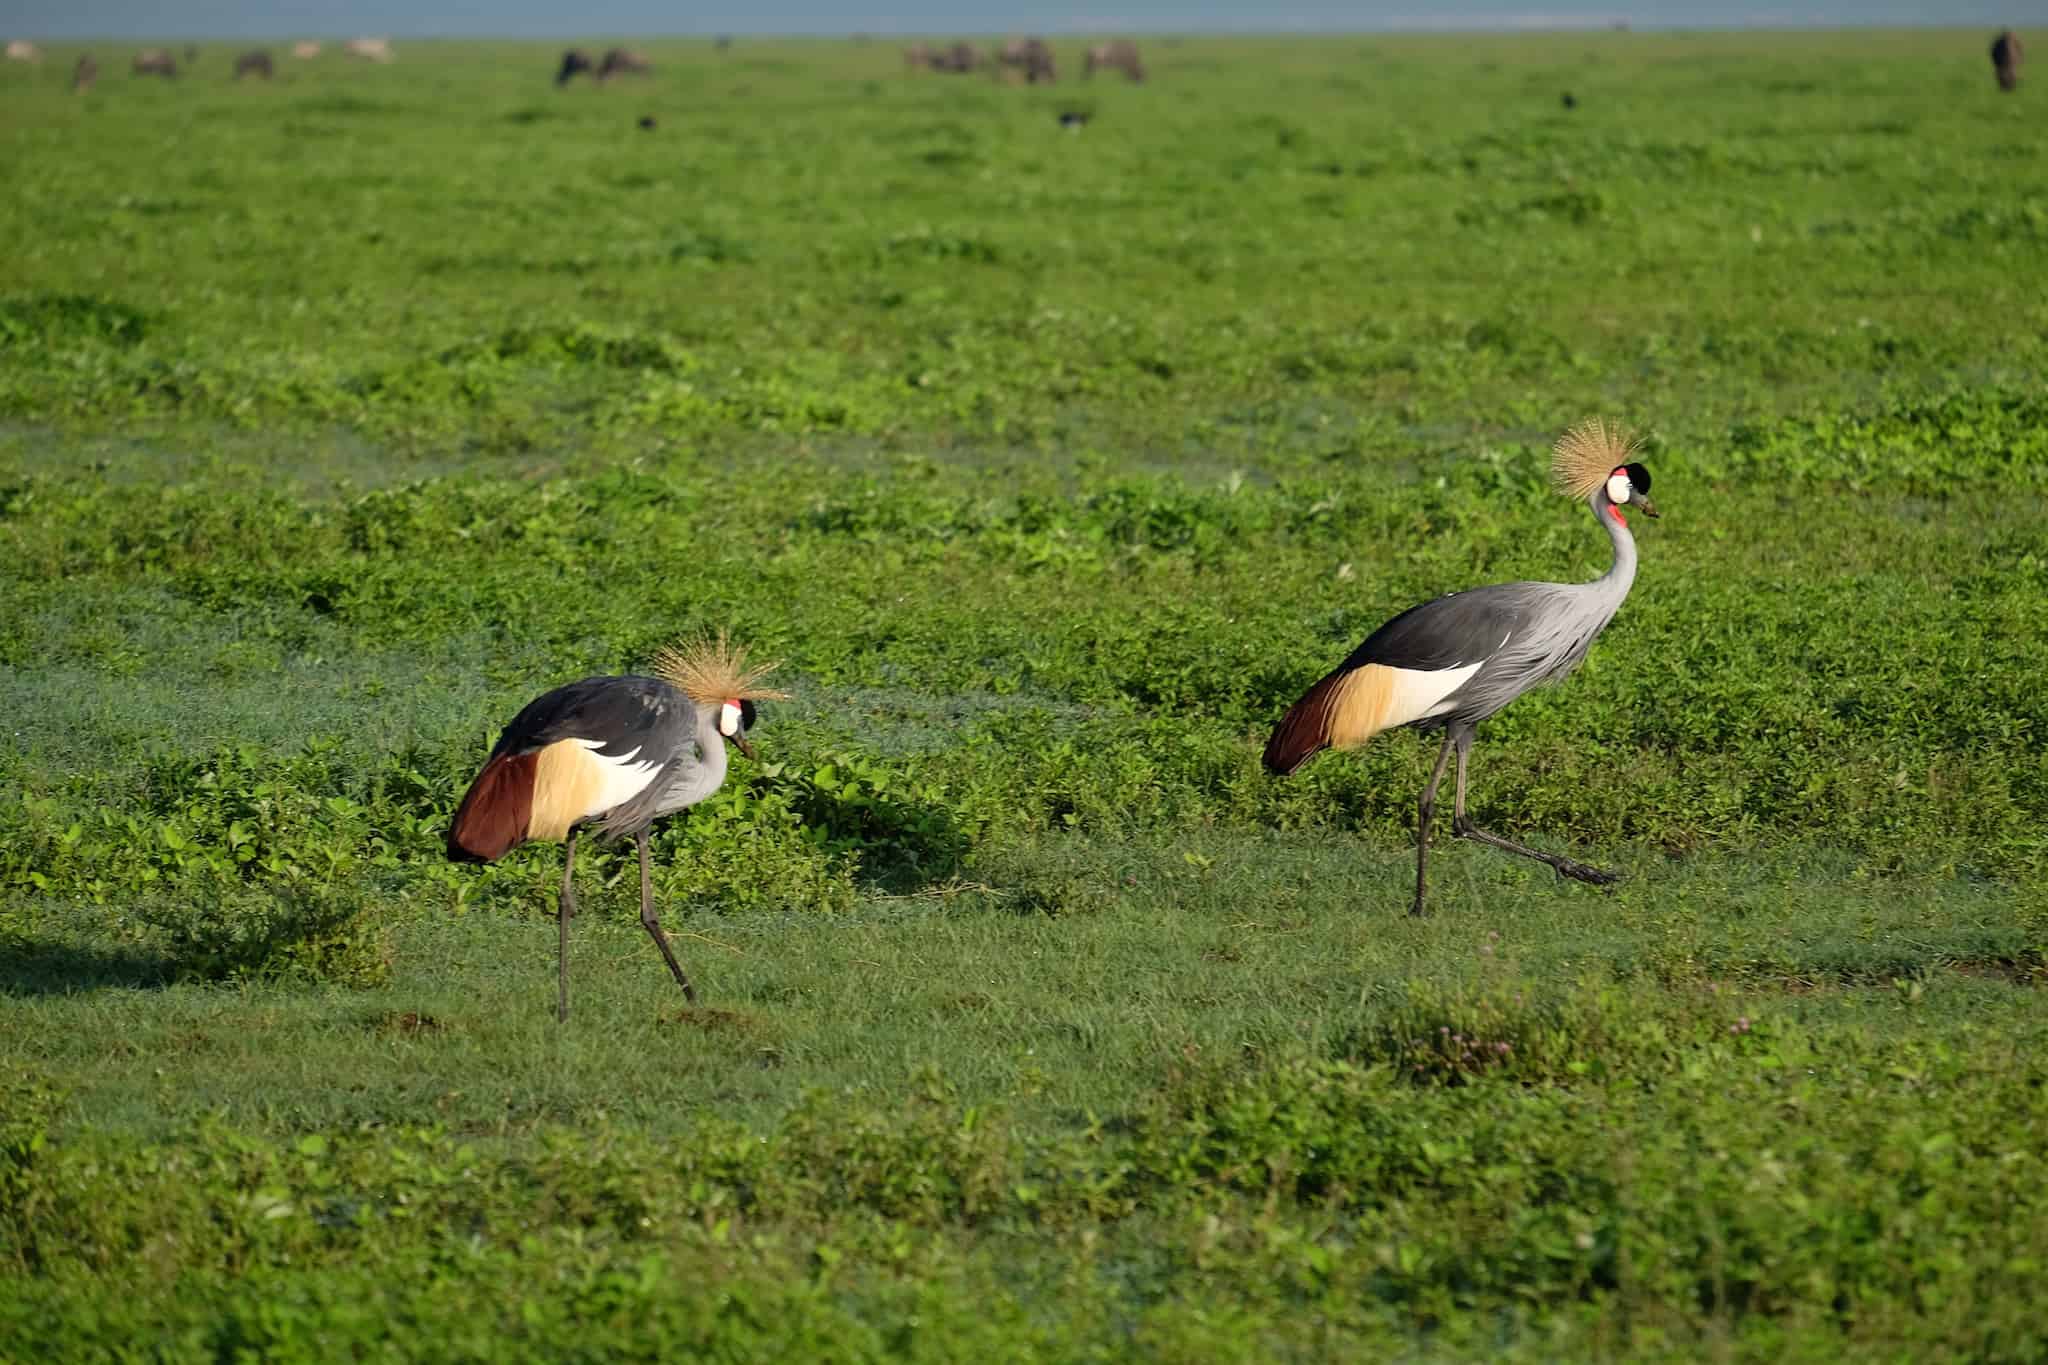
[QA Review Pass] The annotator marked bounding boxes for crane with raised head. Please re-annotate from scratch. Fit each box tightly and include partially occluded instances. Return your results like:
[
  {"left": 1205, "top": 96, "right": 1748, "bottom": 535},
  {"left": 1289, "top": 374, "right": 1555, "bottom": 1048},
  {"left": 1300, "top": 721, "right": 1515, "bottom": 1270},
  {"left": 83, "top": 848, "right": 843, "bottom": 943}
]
[
  {"left": 1263, "top": 419, "right": 1658, "bottom": 916},
  {"left": 446, "top": 633, "right": 788, "bottom": 1021}
]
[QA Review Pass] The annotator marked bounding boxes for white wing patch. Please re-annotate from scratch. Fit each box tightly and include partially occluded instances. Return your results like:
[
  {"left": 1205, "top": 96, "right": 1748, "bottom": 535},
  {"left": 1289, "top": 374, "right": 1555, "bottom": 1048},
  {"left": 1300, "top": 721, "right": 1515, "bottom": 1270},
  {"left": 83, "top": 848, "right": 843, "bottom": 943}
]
[
  {"left": 529, "top": 737, "right": 668, "bottom": 841},
  {"left": 1389, "top": 661, "right": 1485, "bottom": 726},
  {"left": 572, "top": 738, "right": 664, "bottom": 814}
]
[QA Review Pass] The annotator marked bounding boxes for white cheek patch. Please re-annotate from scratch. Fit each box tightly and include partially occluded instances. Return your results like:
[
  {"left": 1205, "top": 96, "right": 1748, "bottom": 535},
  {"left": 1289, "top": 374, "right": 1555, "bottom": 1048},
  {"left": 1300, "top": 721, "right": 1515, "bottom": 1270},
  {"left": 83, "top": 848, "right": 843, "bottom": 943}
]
[
  {"left": 718, "top": 701, "right": 742, "bottom": 737},
  {"left": 1605, "top": 471, "right": 1632, "bottom": 504}
]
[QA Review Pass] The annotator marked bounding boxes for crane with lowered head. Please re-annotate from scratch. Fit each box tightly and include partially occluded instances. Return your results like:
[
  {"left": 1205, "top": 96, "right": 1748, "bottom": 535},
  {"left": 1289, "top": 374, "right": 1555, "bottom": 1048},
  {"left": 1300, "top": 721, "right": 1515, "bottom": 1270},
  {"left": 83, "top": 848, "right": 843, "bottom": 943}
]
[
  {"left": 1264, "top": 419, "right": 1658, "bottom": 915},
  {"left": 446, "top": 632, "right": 788, "bottom": 1021}
]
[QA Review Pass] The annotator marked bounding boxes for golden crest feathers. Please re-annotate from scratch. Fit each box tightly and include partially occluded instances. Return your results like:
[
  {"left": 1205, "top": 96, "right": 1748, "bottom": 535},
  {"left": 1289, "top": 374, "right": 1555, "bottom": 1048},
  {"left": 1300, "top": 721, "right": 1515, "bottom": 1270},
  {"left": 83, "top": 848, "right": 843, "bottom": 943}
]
[
  {"left": 1550, "top": 418, "right": 1641, "bottom": 501},
  {"left": 650, "top": 630, "right": 790, "bottom": 705}
]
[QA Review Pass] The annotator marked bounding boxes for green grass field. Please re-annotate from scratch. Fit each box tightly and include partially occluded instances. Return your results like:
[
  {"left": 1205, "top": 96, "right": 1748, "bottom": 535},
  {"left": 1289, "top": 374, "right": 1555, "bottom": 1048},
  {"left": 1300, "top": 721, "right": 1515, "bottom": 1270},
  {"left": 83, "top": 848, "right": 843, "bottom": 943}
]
[{"left": 3, "top": 30, "right": 2047, "bottom": 1359}]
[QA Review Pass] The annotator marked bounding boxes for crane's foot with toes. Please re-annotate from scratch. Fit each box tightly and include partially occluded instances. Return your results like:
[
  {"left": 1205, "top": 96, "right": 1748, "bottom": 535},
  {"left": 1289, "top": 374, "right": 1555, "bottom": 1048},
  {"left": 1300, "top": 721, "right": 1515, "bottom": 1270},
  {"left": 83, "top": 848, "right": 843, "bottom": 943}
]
[
  {"left": 1450, "top": 817, "right": 1621, "bottom": 891},
  {"left": 1552, "top": 859, "right": 1621, "bottom": 889}
]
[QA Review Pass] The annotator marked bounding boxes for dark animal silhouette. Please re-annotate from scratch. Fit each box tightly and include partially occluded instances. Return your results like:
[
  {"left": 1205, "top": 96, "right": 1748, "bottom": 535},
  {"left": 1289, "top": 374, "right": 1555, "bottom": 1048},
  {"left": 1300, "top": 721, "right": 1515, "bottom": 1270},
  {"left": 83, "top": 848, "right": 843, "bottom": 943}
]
[
  {"left": 598, "top": 48, "right": 651, "bottom": 80},
  {"left": 556, "top": 48, "right": 594, "bottom": 85},
  {"left": 1992, "top": 30, "right": 2023, "bottom": 92},
  {"left": 234, "top": 49, "right": 274, "bottom": 80},
  {"left": 997, "top": 37, "right": 1056, "bottom": 84},
  {"left": 909, "top": 41, "right": 979, "bottom": 74},
  {"left": 714, "top": 34, "right": 733, "bottom": 51},
  {"left": 638, "top": 114, "right": 657, "bottom": 130},
  {"left": 1084, "top": 40, "right": 1145, "bottom": 82},
  {"left": 1561, "top": 91, "right": 1577, "bottom": 109},
  {"left": 1058, "top": 109, "right": 1090, "bottom": 129},
  {"left": 131, "top": 49, "right": 177, "bottom": 78},
  {"left": 72, "top": 54, "right": 97, "bottom": 92}
]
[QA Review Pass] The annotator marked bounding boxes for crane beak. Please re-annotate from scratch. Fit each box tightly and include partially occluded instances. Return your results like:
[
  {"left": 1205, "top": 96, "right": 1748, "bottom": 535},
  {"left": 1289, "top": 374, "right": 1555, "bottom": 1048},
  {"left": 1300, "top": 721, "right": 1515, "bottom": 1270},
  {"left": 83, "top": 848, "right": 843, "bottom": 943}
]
[
  {"left": 1634, "top": 495, "right": 1660, "bottom": 519},
  {"left": 731, "top": 733, "right": 757, "bottom": 761}
]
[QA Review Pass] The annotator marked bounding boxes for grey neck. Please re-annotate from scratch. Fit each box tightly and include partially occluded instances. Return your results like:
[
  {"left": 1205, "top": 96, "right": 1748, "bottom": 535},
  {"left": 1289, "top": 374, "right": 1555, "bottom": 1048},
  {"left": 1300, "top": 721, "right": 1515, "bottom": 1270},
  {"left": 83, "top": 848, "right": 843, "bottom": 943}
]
[{"left": 665, "top": 704, "right": 730, "bottom": 809}]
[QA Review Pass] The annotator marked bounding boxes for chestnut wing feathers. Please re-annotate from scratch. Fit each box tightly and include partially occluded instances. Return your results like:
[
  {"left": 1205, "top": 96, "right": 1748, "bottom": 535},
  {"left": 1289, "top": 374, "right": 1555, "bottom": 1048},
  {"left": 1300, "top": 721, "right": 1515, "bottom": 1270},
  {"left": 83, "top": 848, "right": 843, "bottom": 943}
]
[{"left": 447, "top": 675, "right": 695, "bottom": 862}]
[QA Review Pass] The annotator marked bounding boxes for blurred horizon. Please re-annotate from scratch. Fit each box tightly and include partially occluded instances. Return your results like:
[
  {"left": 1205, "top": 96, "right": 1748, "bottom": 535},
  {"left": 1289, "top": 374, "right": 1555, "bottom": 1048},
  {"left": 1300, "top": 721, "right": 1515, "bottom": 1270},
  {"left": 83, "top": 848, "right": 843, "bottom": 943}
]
[{"left": 7, "top": 1, "right": 2041, "bottom": 40}]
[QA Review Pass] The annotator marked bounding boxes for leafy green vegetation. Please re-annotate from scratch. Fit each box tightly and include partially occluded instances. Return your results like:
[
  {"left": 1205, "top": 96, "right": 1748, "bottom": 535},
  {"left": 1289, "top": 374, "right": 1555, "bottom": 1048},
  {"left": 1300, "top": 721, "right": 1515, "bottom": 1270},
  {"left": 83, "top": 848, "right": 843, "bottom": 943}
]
[{"left": 3, "top": 29, "right": 2046, "bottom": 1359}]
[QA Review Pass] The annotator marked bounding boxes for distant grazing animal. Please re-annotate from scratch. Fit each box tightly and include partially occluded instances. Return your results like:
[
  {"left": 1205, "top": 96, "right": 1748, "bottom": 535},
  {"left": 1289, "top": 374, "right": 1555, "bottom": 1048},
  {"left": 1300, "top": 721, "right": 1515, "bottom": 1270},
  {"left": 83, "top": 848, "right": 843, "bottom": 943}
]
[
  {"left": 714, "top": 34, "right": 733, "bottom": 51},
  {"left": 446, "top": 634, "right": 787, "bottom": 1022},
  {"left": 598, "top": 47, "right": 651, "bottom": 80},
  {"left": 234, "top": 49, "right": 274, "bottom": 80},
  {"left": 131, "top": 49, "right": 177, "bottom": 78},
  {"left": 556, "top": 48, "right": 594, "bottom": 85},
  {"left": 1084, "top": 39, "right": 1145, "bottom": 82},
  {"left": 997, "top": 37, "right": 1056, "bottom": 84},
  {"left": 913, "top": 40, "right": 978, "bottom": 73},
  {"left": 1265, "top": 420, "right": 1659, "bottom": 916},
  {"left": 73, "top": 54, "right": 97, "bottom": 92},
  {"left": 1561, "top": 91, "right": 1577, "bottom": 109},
  {"left": 638, "top": 113, "right": 657, "bottom": 130},
  {"left": 343, "top": 37, "right": 393, "bottom": 63},
  {"left": 1058, "top": 109, "right": 1090, "bottom": 129},
  {"left": 183, "top": 45, "right": 198, "bottom": 64},
  {"left": 1992, "top": 29, "right": 2023, "bottom": 91},
  {"left": 5, "top": 39, "right": 41, "bottom": 63},
  {"left": 292, "top": 41, "right": 322, "bottom": 59}
]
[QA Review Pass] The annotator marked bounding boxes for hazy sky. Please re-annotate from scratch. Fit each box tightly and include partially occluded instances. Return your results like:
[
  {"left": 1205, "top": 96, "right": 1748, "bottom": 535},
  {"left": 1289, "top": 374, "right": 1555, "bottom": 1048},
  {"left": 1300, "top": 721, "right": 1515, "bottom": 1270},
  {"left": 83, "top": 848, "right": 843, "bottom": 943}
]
[{"left": 10, "top": 0, "right": 2043, "bottom": 38}]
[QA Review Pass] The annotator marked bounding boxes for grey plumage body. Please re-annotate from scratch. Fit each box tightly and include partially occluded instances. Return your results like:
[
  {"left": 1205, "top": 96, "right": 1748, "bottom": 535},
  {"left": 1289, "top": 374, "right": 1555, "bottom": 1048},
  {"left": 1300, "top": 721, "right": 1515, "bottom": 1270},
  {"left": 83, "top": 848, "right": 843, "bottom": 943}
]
[
  {"left": 584, "top": 683, "right": 730, "bottom": 839},
  {"left": 1397, "top": 493, "right": 1637, "bottom": 729}
]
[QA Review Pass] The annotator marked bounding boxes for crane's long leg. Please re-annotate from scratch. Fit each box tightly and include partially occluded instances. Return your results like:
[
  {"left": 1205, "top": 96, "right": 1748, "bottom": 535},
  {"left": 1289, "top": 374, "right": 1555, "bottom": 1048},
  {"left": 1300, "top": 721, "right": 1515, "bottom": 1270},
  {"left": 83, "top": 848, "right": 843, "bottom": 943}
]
[
  {"left": 1411, "top": 731, "right": 1457, "bottom": 917},
  {"left": 558, "top": 829, "right": 578, "bottom": 1024},
  {"left": 1448, "top": 729, "right": 1619, "bottom": 889},
  {"left": 637, "top": 828, "right": 697, "bottom": 1004}
]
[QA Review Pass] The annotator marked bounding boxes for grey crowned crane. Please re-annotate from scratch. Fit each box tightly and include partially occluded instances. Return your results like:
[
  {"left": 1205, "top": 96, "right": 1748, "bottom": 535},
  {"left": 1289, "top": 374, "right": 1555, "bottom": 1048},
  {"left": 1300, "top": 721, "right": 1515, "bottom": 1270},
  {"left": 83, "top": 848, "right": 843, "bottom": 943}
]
[
  {"left": 446, "top": 634, "right": 788, "bottom": 1021},
  {"left": 1264, "top": 420, "right": 1658, "bottom": 916}
]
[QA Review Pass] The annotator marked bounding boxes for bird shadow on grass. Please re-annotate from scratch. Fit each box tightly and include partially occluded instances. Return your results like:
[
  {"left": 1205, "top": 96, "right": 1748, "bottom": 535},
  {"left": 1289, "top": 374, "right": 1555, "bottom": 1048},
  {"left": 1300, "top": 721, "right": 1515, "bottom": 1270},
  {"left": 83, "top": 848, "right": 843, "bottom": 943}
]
[
  {"left": 786, "top": 780, "right": 971, "bottom": 898},
  {"left": 846, "top": 808, "right": 970, "bottom": 897},
  {"left": 0, "top": 938, "right": 176, "bottom": 997}
]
